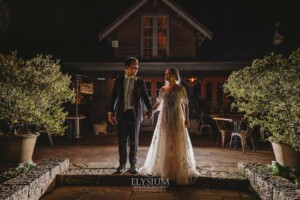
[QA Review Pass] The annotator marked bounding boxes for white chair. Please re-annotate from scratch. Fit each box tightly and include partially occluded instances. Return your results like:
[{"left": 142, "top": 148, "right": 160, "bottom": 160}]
[
  {"left": 198, "top": 120, "right": 213, "bottom": 138},
  {"left": 229, "top": 125, "right": 256, "bottom": 154},
  {"left": 215, "top": 120, "right": 232, "bottom": 148},
  {"left": 197, "top": 112, "right": 213, "bottom": 138}
]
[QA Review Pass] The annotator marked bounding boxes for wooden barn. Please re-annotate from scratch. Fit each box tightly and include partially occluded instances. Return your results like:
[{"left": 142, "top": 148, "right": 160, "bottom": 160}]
[{"left": 62, "top": 0, "right": 248, "bottom": 131}]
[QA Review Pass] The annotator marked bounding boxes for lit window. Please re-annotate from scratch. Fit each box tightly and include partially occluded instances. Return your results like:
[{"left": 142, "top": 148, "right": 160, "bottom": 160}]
[
  {"left": 157, "top": 16, "right": 168, "bottom": 59},
  {"left": 142, "top": 15, "right": 168, "bottom": 59}
]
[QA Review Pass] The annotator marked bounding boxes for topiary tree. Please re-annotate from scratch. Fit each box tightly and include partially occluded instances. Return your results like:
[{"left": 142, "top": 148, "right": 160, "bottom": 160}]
[
  {"left": 223, "top": 48, "right": 300, "bottom": 151},
  {"left": 0, "top": 52, "right": 75, "bottom": 136}
]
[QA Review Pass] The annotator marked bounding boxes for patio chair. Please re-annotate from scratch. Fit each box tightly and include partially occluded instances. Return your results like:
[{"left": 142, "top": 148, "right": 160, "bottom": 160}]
[
  {"left": 197, "top": 119, "right": 213, "bottom": 138},
  {"left": 197, "top": 112, "right": 213, "bottom": 138},
  {"left": 215, "top": 120, "right": 232, "bottom": 148},
  {"left": 229, "top": 124, "right": 256, "bottom": 154}
]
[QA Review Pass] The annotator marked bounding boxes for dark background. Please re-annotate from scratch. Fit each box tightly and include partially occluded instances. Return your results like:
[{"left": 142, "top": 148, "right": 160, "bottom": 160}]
[{"left": 0, "top": 0, "right": 299, "bottom": 61}]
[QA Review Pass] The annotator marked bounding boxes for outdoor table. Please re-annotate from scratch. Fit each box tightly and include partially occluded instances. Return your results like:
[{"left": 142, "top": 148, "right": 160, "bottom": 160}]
[
  {"left": 211, "top": 115, "right": 246, "bottom": 147},
  {"left": 212, "top": 116, "right": 245, "bottom": 132}
]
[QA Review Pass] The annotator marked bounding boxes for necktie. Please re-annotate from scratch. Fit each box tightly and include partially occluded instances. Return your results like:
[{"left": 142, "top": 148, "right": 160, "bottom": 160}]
[{"left": 125, "top": 77, "right": 133, "bottom": 109}]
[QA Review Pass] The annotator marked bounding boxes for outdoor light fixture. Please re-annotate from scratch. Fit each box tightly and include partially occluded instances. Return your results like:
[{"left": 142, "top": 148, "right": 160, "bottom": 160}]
[
  {"left": 187, "top": 76, "right": 198, "bottom": 84},
  {"left": 111, "top": 40, "right": 119, "bottom": 48},
  {"left": 97, "top": 77, "right": 105, "bottom": 81},
  {"left": 71, "top": 74, "right": 83, "bottom": 115}
]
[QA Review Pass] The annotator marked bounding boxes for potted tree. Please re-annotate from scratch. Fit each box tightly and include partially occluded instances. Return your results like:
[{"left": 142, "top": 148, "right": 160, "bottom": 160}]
[
  {"left": 0, "top": 52, "right": 75, "bottom": 166},
  {"left": 223, "top": 48, "right": 300, "bottom": 168}
]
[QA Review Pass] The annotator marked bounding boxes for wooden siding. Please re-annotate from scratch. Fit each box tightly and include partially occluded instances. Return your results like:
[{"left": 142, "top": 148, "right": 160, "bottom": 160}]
[
  {"left": 113, "top": 0, "right": 197, "bottom": 60},
  {"left": 169, "top": 16, "right": 196, "bottom": 58},
  {"left": 114, "top": 16, "right": 141, "bottom": 59}
]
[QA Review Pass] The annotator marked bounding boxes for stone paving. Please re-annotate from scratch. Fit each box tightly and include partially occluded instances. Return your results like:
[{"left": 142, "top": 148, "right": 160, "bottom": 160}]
[
  {"left": 57, "top": 164, "right": 248, "bottom": 190},
  {"left": 0, "top": 158, "right": 259, "bottom": 200},
  {"left": 43, "top": 160, "right": 258, "bottom": 200},
  {"left": 0, "top": 132, "right": 281, "bottom": 199},
  {"left": 41, "top": 186, "right": 258, "bottom": 200}
]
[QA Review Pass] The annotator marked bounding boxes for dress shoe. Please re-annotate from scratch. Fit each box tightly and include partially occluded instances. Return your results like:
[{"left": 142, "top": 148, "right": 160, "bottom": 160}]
[
  {"left": 130, "top": 164, "right": 138, "bottom": 174},
  {"left": 116, "top": 164, "right": 125, "bottom": 174}
]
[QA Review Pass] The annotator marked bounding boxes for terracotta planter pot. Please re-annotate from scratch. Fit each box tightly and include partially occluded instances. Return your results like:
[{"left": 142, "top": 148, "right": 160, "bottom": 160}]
[
  {"left": 0, "top": 133, "right": 39, "bottom": 166},
  {"left": 271, "top": 142, "right": 300, "bottom": 169}
]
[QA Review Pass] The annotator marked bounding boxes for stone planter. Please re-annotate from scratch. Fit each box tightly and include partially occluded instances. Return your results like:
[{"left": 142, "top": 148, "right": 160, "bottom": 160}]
[
  {"left": 93, "top": 122, "right": 107, "bottom": 135},
  {"left": 272, "top": 142, "right": 300, "bottom": 169},
  {"left": 0, "top": 133, "right": 39, "bottom": 166}
]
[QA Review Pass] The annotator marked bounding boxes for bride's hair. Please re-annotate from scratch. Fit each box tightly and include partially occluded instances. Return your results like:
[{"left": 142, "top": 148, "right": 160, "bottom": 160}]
[{"left": 165, "top": 68, "right": 181, "bottom": 85}]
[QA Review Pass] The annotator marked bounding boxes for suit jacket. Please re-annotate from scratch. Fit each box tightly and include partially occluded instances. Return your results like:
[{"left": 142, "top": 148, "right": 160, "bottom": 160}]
[{"left": 109, "top": 76, "right": 153, "bottom": 121}]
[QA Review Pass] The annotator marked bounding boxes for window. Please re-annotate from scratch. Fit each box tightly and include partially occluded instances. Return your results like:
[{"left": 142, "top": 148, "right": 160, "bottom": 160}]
[
  {"left": 143, "top": 16, "right": 153, "bottom": 59},
  {"left": 157, "top": 16, "right": 168, "bottom": 58},
  {"left": 142, "top": 15, "right": 168, "bottom": 59}
]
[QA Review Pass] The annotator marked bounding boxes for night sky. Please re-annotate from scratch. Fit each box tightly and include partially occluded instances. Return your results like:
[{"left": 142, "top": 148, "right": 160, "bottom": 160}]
[{"left": 0, "top": 0, "right": 299, "bottom": 61}]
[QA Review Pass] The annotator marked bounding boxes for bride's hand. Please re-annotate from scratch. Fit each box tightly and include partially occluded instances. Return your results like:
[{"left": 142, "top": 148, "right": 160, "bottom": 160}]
[{"left": 184, "top": 120, "right": 190, "bottom": 128}]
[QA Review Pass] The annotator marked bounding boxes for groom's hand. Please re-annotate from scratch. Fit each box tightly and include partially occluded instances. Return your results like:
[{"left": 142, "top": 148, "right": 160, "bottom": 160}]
[{"left": 108, "top": 113, "right": 116, "bottom": 125}]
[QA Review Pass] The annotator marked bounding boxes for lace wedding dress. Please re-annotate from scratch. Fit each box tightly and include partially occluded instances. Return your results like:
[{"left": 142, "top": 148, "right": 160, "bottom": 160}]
[{"left": 139, "top": 86, "right": 200, "bottom": 185}]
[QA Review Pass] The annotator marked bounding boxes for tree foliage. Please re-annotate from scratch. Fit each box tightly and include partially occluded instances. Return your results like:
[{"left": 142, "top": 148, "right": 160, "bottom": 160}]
[
  {"left": 0, "top": 52, "right": 75, "bottom": 135},
  {"left": 224, "top": 48, "right": 300, "bottom": 150}
]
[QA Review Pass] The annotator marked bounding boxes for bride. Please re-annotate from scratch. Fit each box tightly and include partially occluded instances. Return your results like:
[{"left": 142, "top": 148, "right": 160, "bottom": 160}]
[{"left": 139, "top": 68, "right": 200, "bottom": 185}]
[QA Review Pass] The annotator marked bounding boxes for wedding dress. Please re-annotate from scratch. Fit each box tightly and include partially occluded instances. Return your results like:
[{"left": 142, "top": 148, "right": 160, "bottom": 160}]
[{"left": 139, "top": 86, "right": 200, "bottom": 185}]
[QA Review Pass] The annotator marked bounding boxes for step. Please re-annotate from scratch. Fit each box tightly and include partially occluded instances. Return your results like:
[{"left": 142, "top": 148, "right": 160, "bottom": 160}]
[
  {"left": 0, "top": 159, "right": 251, "bottom": 200},
  {"left": 57, "top": 168, "right": 249, "bottom": 191}
]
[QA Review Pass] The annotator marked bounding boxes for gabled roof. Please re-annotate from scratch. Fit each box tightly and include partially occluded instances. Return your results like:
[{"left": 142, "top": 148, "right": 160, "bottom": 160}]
[{"left": 98, "top": 0, "right": 212, "bottom": 41}]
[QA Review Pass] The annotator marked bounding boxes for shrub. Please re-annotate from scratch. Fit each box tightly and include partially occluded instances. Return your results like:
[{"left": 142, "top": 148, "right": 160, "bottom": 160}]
[
  {"left": 224, "top": 48, "right": 300, "bottom": 151},
  {"left": 0, "top": 52, "right": 75, "bottom": 136}
]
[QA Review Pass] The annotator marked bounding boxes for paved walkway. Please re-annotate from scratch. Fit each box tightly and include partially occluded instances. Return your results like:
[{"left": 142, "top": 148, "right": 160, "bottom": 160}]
[{"left": 34, "top": 131, "right": 274, "bottom": 168}]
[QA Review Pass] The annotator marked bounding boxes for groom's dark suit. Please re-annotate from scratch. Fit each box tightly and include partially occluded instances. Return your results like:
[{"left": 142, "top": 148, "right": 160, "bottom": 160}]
[{"left": 109, "top": 75, "right": 152, "bottom": 167}]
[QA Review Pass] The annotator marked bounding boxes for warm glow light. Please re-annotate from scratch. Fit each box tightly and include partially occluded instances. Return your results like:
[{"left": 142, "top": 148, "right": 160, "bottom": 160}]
[
  {"left": 187, "top": 76, "right": 198, "bottom": 84},
  {"left": 80, "top": 83, "right": 94, "bottom": 95}
]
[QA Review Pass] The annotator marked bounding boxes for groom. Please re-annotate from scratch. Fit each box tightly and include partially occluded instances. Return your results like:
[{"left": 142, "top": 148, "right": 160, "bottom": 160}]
[{"left": 108, "top": 57, "right": 153, "bottom": 174}]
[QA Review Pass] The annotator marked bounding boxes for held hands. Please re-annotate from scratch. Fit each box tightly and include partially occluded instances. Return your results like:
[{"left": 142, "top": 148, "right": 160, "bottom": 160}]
[{"left": 146, "top": 110, "right": 153, "bottom": 119}]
